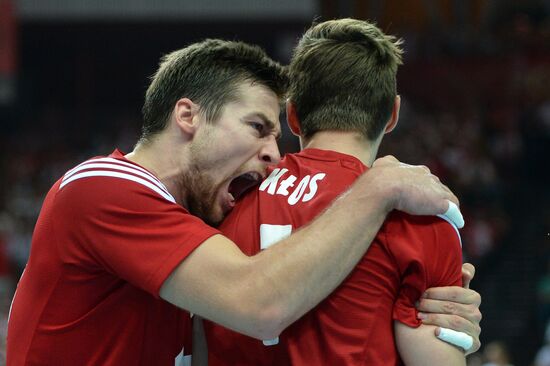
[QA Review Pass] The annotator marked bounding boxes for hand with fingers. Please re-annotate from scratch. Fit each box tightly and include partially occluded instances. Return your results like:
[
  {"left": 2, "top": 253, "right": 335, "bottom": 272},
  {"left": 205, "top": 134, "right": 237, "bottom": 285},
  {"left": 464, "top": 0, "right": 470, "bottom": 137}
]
[
  {"left": 369, "top": 156, "right": 460, "bottom": 219},
  {"left": 415, "top": 263, "right": 482, "bottom": 355}
]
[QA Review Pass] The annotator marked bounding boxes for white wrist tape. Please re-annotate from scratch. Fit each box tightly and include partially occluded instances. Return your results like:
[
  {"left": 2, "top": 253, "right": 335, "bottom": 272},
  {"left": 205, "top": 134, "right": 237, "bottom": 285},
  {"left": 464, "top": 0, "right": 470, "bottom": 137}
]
[
  {"left": 437, "top": 327, "right": 473, "bottom": 351},
  {"left": 263, "top": 337, "right": 279, "bottom": 346},
  {"left": 438, "top": 200, "right": 464, "bottom": 229}
]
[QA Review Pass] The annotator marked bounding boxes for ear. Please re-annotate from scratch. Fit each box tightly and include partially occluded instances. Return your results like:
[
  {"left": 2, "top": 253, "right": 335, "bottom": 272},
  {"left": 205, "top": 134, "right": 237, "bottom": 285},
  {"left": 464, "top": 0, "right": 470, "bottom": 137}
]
[
  {"left": 286, "top": 100, "right": 302, "bottom": 137},
  {"left": 174, "top": 98, "right": 200, "bottom": 137},
  {"left": 384, "top": 95, "right": 401, "bottom": 134}
]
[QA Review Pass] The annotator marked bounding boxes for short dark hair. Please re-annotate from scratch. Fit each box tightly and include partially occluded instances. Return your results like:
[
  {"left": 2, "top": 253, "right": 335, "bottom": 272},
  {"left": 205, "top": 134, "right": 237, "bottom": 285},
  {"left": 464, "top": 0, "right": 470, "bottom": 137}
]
[
  {"left": 141, "top": 39, "right": 288, "bottom": 141},
  {"left": 289, "top": 18, "right": 403, "bottom": 140}
]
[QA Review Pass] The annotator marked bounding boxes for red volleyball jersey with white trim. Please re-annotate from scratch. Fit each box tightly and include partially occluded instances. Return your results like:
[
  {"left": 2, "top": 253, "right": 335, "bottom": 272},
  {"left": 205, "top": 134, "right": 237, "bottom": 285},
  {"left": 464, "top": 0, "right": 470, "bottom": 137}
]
[
  {"left": 7, "top": 150, "right": 219, "bottom": 366},
  {"left": 205, "top": 148, "right": 463, "bottom": 366}
]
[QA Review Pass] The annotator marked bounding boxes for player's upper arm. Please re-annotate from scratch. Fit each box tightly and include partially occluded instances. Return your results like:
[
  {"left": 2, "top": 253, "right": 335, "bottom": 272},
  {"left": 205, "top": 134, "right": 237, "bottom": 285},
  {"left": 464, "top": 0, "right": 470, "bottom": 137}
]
[
  {"left": 387, "top": 213, "right": 465, "bottom": 361},
  {"left": 159, "top": 234, "right": 282, "bottom": 340},
  {"left": 394, "top": 321, "right": 466, "bottom": 366}
]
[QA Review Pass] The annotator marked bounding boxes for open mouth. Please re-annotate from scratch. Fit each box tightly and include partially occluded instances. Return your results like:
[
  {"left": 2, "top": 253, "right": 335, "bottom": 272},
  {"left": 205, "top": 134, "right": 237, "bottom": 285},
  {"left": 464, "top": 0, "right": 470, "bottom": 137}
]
[{"left": 228, "top": 172, "right": 263, "bottom": 202}]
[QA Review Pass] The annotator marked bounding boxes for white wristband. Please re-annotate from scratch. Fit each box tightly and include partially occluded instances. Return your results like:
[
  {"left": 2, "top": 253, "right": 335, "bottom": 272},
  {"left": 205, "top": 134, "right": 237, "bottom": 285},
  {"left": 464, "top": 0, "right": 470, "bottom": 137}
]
[{"left": 437, "top": 327, "right": 473, "bottom": 351}]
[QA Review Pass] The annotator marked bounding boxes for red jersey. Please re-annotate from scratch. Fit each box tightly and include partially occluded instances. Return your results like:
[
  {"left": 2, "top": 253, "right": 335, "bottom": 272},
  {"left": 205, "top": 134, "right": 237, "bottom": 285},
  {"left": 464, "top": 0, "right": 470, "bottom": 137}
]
[
  {"left": 205, "top": 148, "right": 463, "bottom": 366},
  {"left": 7, "top": 150, "right": 220, "bottom": 366}
]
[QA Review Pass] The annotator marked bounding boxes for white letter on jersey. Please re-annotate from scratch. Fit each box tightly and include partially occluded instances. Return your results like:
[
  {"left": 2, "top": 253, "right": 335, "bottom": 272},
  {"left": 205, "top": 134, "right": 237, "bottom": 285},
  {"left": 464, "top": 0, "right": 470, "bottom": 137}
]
[
  {"left": 288, "top": 175, "right": 310, "bottom": 205},
  {"left": 259, "top": 168, "right": 288, "bottom": 195},
  {"left": 276, "top": 175, "right": 297, "bottom": 196},
  {"left": 302, "top": 173, "right": 326, "bottom": 202}
]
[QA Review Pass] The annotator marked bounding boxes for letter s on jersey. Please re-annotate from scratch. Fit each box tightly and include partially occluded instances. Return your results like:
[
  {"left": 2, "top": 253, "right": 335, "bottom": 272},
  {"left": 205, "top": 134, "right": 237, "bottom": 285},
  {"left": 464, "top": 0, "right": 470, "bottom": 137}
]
[
  {"left": 302, "top": 173, "right": 326, "bottom": 203},
  {"left": 259, "top": 169, "right": 326, "bottom": 205}
]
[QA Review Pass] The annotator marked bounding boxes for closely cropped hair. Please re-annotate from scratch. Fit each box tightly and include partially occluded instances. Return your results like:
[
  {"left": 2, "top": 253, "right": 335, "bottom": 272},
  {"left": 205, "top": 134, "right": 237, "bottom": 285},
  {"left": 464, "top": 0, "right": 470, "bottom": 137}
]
[
  {"left": 141, "top": 39, "right": 288, "bottom": 140},
  {"left": 289, "top": 19, "right": 403, "bottom": 140}
]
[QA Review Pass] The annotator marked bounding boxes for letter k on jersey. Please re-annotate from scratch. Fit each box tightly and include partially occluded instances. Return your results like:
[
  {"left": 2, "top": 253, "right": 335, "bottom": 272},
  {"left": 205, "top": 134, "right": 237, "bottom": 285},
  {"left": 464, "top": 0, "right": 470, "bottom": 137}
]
[{"left": 259, "top": 168, "right": 326, "bottom": 205}]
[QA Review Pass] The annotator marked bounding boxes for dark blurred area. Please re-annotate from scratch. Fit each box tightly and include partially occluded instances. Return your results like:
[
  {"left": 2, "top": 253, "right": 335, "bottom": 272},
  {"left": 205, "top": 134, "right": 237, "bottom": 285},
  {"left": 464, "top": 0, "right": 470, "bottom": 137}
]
[{"left": 0, "top": 0, "right": 548, "bottom": 365}]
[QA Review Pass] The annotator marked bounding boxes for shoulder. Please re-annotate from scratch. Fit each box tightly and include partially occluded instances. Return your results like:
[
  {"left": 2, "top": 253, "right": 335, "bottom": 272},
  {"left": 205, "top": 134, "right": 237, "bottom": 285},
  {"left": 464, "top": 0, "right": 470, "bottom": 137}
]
[
  {"left": 384, "top": 211, "right": 461, "bottom": 246},
  {"left": 56, "top": 156, "right": 176, "bottom": 211},
  {"left": 381, "top": 211, "right": 462, "bottom": 266},
  {"left": 50, "top": 156, "right": 203, "bottom": 237}
]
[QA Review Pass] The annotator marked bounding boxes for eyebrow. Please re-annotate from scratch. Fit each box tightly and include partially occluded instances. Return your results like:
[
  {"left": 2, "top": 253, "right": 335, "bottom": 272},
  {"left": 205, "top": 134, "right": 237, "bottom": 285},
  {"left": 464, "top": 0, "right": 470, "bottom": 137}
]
[{"left": 246, "top": 112, "right": 282, "bottom": 140}]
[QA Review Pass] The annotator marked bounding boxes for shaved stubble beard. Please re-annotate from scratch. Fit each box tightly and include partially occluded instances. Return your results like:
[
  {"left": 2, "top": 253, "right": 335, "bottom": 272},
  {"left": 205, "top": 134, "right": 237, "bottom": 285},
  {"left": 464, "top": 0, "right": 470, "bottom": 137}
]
[
  {"left": 179, "top": 163, "right": 224, "bottom": 227},
  {"left": 180, "top": 134, "right": 228, "bottom": 226}
]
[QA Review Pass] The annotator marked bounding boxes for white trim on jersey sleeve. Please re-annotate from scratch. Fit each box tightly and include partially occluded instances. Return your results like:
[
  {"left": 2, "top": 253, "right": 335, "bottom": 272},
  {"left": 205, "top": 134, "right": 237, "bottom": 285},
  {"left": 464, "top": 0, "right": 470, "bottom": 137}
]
[
  {"left": 60, "top": 158, "right": 176, "bottom": 203},
  {"left": 63, "top": 162, "right": 171, "bottom": 197},
  {"left": 65, "top": 157, "right": 171, "bottom": 194},
  {"left": 95, "top": 157, "right": 170, "bottom": 191},
  {"left": 60, "top": 170, "right": 176, "bottom": 203}
]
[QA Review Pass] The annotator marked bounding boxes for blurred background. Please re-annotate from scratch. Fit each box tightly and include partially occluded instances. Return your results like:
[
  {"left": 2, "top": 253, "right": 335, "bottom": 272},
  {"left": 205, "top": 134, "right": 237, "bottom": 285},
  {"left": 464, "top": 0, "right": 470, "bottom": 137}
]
[{"left": 0, "top": 0, "right": 548, "bottom": 365}]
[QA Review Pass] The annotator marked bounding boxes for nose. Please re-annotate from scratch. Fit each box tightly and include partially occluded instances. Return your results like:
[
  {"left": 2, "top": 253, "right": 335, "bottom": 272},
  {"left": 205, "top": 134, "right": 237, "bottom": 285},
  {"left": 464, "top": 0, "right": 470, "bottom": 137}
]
[{"left": 259, "top": 135, "right": 281, "bottom": 165}]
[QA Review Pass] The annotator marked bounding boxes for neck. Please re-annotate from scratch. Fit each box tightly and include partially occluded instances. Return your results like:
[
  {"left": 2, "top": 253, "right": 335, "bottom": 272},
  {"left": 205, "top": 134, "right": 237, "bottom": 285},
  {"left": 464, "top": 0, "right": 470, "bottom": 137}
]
[
  {"left": 301, "top": 130, "right": 380, "bottom": 167},
  {"left": 125, "top": 134, "right": 189, "bottom": 207}
]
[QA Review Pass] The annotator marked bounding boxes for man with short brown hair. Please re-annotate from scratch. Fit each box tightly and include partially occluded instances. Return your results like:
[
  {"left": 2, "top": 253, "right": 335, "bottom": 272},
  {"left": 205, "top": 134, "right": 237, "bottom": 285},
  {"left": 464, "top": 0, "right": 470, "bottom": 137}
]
[{"left": 204, "top": 19, "right": 477, "bottom": 365}]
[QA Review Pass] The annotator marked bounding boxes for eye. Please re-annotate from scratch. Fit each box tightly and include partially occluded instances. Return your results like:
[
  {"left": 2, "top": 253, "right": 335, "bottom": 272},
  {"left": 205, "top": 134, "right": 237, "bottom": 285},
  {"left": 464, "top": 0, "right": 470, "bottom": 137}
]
[{"left": 249, "top": 121, "right": 265, "bottom": 135}]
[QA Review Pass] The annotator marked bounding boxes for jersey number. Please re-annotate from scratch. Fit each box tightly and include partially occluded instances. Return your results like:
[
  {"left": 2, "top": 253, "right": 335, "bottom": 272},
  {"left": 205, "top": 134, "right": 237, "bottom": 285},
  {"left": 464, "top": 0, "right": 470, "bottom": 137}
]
[{"left": 259, "top": 224, "right": 293, "bottom": 345}]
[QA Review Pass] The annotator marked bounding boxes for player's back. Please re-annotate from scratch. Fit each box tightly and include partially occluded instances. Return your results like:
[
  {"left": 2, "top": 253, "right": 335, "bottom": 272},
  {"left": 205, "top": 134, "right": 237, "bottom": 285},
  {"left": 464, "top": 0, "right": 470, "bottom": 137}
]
[{"left": 205, "top": 148, "right": 462, "bottom": 365}]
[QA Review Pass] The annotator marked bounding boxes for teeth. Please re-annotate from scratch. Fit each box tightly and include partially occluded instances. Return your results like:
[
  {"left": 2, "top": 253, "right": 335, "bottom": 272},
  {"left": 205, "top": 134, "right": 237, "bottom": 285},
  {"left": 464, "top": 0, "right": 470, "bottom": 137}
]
[
  {"left": 245, "top": 172, "right": 260, "bottom": 181},
  {"left": 228, "top": 192, "right": 235, "bottom": 201}
]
